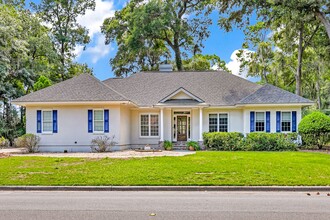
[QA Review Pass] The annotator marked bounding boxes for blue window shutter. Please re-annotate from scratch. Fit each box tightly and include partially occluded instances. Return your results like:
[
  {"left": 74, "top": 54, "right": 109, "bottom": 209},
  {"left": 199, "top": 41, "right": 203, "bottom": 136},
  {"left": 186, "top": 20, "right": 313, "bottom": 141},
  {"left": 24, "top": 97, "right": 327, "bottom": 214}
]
[
  {"left": 37, "top": 110, "right": 42, "bottom": 133},
  {"left": 53, "top": 110, "right": 58, "bottom": 133},
  {"left": 292, "top": 111, "right": 297, "bottom": 132},
  {"left": 266, "top": 111, "right": 271, "bottom": 133},
  {"left": 88, "top": 110, "right": 93, "bottom": 133},
  {"left": 276, "top": 111, "right": 281, "bottom": 132},
  {"left": 104, "top": 109, "right": 109, "bottom": 133},
  {"left": 250, "top": 111, "right": 255, "bottom": 132}
]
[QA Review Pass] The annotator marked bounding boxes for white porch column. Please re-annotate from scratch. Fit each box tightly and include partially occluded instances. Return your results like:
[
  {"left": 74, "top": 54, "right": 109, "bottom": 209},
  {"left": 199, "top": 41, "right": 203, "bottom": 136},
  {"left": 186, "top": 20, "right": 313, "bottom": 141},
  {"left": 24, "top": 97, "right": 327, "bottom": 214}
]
[
  {"left": 160, "top": 108, "right": 164, "bottom": 141},
  {"left": 199, "top": 107, "right": 203, "bottom": 141}
]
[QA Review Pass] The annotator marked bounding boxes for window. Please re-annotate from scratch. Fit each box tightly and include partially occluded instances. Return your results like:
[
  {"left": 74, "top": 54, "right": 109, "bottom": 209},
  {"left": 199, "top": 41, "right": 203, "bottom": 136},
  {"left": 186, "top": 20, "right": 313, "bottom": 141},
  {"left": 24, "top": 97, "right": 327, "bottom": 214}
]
[
  {"left": 219, "top": 114, "right": 228, "bottom": 132},
  {"left": 209, "top": 114, "right": 218, "bottom": 132},
  {"left": 255, "top": 112, "right": 265, "bottom": 132},
  {"left": 281, "top": 112, "right": 291, "bottom": 132},
  {"left": 208, "top": 113, "right": 228, "bottom": 132},
  {"left": 94, "top": 110, "right": 104, "bottom": 132},
  {"left": 140, "top": 114, "right": 159, "bottom": 137},
  {"left": 42, "top": 110, "right": 52, "bottom": 133}
]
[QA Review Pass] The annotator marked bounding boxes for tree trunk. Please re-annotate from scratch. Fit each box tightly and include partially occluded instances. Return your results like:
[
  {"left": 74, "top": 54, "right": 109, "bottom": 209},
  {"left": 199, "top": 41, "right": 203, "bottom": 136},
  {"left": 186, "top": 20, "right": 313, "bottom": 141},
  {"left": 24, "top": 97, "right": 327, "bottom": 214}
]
[
  {"left": 174, "top": 45, "right": 183, "bottom": 71},
  {"left": 295, "top": 23, "right": 304, "bottom": 96},
  {"left": 315, "top": 11, "right": 330, "bottom": 43},
  {"left": 316, "top": 61, "right": 322, "bottom": 109}
]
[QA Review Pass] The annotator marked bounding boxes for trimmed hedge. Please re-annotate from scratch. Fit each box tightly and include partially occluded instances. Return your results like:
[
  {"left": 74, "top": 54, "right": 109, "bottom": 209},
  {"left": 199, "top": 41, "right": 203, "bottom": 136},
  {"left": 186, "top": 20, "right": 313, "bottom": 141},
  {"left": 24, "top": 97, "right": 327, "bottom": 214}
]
[
  {"left": 243, "top": 133, "right": 297, "bottom": 151},
  {"left": 203, "top": 132, "right": 244, "bottom": 151},
  {"left": 203, "top": 132, "right": 298, "bottom": 151},
  {"left": 298, "top": 111, "right": 330, "bottom": 149}
]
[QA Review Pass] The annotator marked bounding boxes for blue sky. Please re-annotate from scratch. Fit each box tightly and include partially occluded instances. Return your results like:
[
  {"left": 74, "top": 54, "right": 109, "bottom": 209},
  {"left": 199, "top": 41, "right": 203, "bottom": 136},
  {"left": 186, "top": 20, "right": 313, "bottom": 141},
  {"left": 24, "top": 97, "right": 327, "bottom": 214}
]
[{"left": 29, "top": 0, "right": 251, "bottom": 81}]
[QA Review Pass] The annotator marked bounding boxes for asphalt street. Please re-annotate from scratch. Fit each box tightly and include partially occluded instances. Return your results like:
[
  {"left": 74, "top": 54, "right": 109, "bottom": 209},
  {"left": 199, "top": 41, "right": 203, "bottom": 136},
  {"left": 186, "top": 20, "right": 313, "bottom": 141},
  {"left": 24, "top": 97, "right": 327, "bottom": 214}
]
[{"left": 0, "top": 191, "right": 329, "bottom": 220}]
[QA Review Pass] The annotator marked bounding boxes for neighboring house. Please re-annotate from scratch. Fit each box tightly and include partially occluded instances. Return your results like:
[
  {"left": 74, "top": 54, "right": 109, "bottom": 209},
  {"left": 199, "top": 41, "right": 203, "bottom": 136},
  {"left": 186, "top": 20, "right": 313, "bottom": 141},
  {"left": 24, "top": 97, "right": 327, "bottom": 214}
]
[{"left": 13, "top": 66, "right": 313, "bottom": 152}]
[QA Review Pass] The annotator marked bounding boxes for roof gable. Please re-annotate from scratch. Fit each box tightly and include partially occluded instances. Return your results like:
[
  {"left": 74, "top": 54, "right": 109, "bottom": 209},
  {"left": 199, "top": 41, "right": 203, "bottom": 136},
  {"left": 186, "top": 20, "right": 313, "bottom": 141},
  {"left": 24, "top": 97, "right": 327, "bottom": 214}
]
[
  {"left": 159, "top": 87, "right": 204, "bottom": 103},
  {"left": 13, "top": 74, "right": 128, "bottom": 103}
]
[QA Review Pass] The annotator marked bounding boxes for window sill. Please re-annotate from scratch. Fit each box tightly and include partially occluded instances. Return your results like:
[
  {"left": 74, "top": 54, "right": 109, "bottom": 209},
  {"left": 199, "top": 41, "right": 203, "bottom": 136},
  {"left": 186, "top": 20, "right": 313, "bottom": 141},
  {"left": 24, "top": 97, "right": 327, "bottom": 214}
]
[
  {"left": 41, "top": 132, "right": 53, "bottom": 135},
  {"left": 139, "top": 136, "right": 160, "bottom": 139}
]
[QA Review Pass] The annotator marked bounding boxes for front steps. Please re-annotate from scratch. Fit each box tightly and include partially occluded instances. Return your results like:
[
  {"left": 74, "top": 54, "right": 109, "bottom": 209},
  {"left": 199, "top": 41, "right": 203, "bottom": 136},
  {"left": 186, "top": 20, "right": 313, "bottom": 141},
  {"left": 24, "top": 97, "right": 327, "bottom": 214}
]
[{"left": 172, "top": 141, "right": 188, "bottom": 150}]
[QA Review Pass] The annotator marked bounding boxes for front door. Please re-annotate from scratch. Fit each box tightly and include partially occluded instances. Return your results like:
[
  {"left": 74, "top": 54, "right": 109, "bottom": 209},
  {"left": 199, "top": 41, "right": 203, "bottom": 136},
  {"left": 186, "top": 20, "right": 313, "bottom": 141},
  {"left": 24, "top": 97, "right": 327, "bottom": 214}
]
[{"left": 177, "top": 116, "right": 187, "bottom": 141}]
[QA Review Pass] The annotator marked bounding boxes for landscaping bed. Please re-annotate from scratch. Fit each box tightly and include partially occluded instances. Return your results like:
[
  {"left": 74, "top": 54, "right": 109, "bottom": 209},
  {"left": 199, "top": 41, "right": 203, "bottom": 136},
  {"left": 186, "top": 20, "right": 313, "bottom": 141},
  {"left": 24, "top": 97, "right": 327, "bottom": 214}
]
[{"left": 0, "top": 152, "right": 329, "bottom": 186}]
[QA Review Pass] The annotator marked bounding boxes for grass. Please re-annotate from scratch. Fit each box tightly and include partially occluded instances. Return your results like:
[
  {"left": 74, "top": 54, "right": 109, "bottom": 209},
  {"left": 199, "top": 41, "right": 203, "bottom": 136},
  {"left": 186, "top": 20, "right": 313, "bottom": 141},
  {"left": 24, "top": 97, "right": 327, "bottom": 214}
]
[{"left": 0, "top": 152, "right": 330, "bottom": 186}]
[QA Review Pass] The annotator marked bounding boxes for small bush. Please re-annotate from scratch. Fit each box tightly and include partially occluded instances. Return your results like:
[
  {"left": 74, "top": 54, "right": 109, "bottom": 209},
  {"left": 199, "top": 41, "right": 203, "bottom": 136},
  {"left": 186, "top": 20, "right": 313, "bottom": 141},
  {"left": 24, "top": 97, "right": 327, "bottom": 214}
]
[
  {"left": 298, "top": 112, "right": 330, "bottom": 149},
  {"left": 203, "top": 132, "right": 244, "bottom": 151},
  {"left": 14, "top": 134, "right": 40, "bottom": 153},
  {"left": 163, "top": 140, "right": 173, "bottom": 150},
  {"left": 186, "top": 141, "right": 201, "bottom": 151},
  {"left": 243, "top": 133, "right": 297, "bottom": 151},
  {"left": 0, "top": 137, "right": 9, "bottom": 148},
  {"left": 91, "top": 135, "right": 117, "bottom": 152}
]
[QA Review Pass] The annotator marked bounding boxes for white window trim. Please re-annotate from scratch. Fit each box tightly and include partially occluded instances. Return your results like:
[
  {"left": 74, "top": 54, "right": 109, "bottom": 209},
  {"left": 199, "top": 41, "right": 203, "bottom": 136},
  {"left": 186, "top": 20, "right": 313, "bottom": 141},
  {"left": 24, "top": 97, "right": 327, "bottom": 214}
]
[
  {"left": 139, "top": 113, "right": 160, "bottom": 138},
  {"left": 255, "top": 111, "right": 266, "bottom": 132},
  {"left": 281, "top": 111, "right": 292, "bottom": 133},
  {"left": 208, "top": 112, "right": 229, "bottom": 132},
  {"left": 42, "top": 109, "right": 53, "bottom": 134},
  {"left": 93, "top": 109, "right": 104, "bottom": 134}
]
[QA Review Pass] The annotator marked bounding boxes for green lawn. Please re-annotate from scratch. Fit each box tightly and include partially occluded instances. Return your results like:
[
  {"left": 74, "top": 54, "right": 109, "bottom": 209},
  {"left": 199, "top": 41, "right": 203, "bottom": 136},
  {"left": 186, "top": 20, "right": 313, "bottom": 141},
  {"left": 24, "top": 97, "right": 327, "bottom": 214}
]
[{"left": 0, "top": 152, "right": 330, "bottom": 186}]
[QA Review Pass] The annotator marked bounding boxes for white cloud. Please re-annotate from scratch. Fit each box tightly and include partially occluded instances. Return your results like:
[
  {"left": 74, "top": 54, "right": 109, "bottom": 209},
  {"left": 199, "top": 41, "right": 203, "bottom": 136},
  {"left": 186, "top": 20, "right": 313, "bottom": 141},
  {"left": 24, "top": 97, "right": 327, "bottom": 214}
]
[
  {"left": 77, "top": 0, "right": 115, "bottom": 38},
  {"left": 75, "top": 0, "right": 115, "bottom": 61},
  {"left": 85, "top": 34, "right": 113, "bottom": 63},
  {"left": 74, "top": 45, "right": 85, "bottom": 57},
  {"left": 225, "top": 49, "right": 253, "bottom": 79}
]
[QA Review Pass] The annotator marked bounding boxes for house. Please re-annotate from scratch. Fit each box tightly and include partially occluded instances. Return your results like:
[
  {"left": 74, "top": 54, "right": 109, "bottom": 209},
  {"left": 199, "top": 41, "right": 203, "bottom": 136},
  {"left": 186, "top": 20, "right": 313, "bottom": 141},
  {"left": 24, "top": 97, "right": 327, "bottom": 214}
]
[{"left": 13, "top": 66, "right": 313, "bottom": 152}]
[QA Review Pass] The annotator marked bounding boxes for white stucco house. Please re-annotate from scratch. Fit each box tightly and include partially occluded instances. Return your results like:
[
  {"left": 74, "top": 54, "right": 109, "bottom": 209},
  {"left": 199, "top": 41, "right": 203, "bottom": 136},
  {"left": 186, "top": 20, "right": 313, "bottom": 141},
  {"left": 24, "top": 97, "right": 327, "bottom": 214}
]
[{"left": 13, "top": 67, "right": 313, "bottom": 152}]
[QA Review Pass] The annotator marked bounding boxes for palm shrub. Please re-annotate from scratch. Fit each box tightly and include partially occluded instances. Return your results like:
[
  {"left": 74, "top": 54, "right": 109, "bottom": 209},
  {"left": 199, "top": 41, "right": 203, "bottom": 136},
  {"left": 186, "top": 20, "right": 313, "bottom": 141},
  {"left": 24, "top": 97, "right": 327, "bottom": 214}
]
[
  {"left": 0, "top": 137, "right": 9, "bottom": 148},
  {"left": 91, "top": 135, "right": 117, "bottom": 152},
  {"left": 298, "top": 112, "right": 330, "bottom": 149},
  {"left": 14, "top": 134, "right": 40, "bottom": 153},
  {"left": 186, "top": 141, "right": 200, "bottom": 151},
  {"left": 163, "top": 140, "right": 173, "bottom": 151},
  {"left": 203, "top": 132, "right": 244, "bottom": 151}
]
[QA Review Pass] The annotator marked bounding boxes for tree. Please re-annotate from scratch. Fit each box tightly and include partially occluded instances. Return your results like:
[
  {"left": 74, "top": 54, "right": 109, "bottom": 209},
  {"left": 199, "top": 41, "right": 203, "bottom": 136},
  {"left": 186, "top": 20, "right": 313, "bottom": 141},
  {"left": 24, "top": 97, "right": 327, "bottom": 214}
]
[
  {"left": 183, "top": 54, "right": 230, "bottom": 72},
  {"left": 102, "top": 0, "right": 213, "bottom": 76},
  {"left": 216, "top": 0, "right": 330, "bottom": 44},
  {"left": 32, "top": 0, "right": 95, "bottom": 81},
  {"left": 33, "top": 75, "right": 52, "bottom": 91}
]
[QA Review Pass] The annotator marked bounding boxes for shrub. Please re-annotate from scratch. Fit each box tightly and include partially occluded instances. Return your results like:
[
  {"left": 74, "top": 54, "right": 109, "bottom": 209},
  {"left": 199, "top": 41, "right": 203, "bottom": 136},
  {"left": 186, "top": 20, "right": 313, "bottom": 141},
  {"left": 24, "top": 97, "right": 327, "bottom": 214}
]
[
  {"left": 203, "top": 132, "right": 244, "bottom": 151},
  {"left": 91, "top": 135, "right": 117, "bottom": 152},
  {"left": 0, "top": 137, "right": 9, "bottom": 148},
  {"left": 14, "top": 134, "right": 40, "bottom": 153},
  {"left": 163, "top": 140, "right": 173, "bottom": 151},
  {"left": 186, "top": 141, "right": 201, "bottom": 151},
  {"left": 243, "top": 133, "right": 297, "bottom": 151},
  {"left": 298, "top": 112, "right": 330, "bottom": 149}
]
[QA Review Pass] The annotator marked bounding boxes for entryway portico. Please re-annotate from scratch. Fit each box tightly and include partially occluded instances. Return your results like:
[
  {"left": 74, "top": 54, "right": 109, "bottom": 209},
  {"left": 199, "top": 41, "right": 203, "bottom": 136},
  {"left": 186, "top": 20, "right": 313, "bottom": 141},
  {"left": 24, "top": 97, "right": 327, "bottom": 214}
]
[{"left": 159, "top": 107, "right": 205, "bottom": 143}]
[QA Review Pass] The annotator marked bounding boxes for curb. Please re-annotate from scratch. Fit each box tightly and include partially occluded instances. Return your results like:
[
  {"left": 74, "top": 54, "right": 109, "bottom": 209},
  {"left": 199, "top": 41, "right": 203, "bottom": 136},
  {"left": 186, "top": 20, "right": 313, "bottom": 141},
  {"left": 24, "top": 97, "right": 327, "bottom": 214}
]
[{"left": 0, "top": 186, "right": 329, "bottom": 192}]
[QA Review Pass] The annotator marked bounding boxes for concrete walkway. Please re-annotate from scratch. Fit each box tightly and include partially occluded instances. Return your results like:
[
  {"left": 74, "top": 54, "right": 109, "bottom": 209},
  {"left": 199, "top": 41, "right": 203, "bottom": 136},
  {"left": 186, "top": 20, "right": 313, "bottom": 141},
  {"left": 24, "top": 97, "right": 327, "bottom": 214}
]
[{"left": 0, "top": 148, "right": 195, "bottom": 158}]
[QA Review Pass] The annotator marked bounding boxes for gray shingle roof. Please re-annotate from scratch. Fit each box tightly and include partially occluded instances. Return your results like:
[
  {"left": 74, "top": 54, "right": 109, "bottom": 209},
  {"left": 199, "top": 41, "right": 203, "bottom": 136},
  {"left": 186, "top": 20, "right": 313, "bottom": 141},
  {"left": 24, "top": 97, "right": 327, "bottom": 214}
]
[
  {"left": 103, "top": 71, "right": 262, "bottom": 106},
  {"left": 13, "top": 74, "right": 127, "bottom": 103},
  {"left": 238, "top": 84, "right": 314, "bottom": 104}
]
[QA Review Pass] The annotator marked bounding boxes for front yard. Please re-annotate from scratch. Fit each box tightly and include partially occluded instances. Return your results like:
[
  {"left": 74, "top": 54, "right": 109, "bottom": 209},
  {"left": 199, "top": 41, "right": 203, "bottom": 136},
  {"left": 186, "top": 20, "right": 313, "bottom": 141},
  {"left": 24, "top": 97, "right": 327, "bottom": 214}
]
[{"left": 0, "top": 152, "right": 329, "bottom": 186}]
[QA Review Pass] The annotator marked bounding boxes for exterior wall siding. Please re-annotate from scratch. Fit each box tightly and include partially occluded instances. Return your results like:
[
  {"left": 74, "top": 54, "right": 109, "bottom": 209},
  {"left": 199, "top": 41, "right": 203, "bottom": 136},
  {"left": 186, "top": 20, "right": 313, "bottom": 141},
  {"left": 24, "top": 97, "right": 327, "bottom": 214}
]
[
  {"left": 26, "top": 105, "right": 122, "bottom": 152},
  {"left": 242, "top": 106, "right": 302, "bottom": 134},
  {"left": 25, "top": 105, "right": 303, "bottom": 152}
]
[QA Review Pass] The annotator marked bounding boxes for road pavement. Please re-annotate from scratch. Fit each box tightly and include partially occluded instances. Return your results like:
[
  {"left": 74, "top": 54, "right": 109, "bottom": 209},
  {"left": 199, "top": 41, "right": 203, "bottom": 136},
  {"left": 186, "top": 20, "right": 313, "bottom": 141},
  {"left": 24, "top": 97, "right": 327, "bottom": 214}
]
[{"left": 0, "top": 191, "right": 329, "bottom": 220}]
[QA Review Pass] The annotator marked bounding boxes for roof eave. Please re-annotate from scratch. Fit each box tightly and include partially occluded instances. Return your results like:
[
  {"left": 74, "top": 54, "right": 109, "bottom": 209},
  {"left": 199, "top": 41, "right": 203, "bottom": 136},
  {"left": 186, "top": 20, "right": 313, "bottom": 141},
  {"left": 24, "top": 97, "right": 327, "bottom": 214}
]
[
  {"left": 235, "top": 102, "right": 314, "bottom": 107},
  {"left": 12, "top": 100, "right": 135, "bottom": 107}
]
